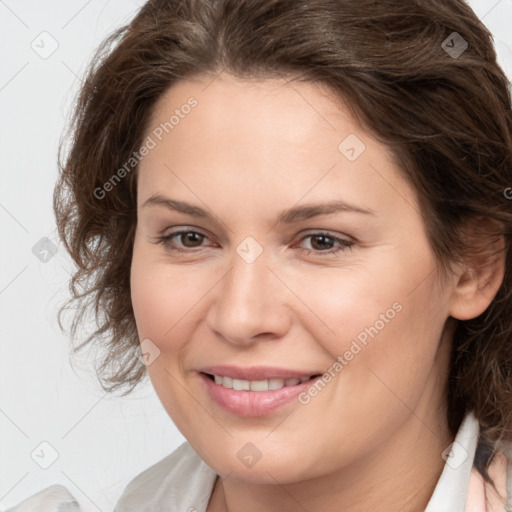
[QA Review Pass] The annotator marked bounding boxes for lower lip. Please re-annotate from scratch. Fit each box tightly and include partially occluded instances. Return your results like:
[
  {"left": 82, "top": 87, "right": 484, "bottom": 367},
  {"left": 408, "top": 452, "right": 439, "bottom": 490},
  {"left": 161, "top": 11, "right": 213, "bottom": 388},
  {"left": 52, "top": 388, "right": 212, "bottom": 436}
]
[{"left": 199, "top": 373, "right": 320, "bottom": 417}]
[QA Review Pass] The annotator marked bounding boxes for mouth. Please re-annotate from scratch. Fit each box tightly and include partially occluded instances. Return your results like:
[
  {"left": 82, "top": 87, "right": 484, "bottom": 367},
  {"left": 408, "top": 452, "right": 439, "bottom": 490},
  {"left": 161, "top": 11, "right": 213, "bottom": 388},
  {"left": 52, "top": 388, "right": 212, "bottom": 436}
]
[
  {"left": 198, "top": 366, "right": 323, "bottom": 417},
  {"left": 202, "top": 372, "right": 321, "bottom": 391}
]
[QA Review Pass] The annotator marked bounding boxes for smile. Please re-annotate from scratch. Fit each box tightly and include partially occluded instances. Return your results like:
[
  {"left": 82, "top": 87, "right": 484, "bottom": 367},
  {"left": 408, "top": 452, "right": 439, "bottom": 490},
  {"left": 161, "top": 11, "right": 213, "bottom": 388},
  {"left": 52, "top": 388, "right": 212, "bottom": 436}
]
[
  {"left": 198, "top": 366, "right": 323, "bottom": 417},
  {"left": 207, "top": 374, "right": 314, "bottom": 391}
]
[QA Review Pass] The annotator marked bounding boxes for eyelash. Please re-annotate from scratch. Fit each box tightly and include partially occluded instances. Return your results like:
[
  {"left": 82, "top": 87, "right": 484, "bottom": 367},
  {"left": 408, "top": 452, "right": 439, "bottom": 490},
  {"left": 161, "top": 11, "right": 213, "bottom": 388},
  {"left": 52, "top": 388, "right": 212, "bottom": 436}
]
[{"left": 153, "top": 229, "right": 354, "bottom": 256}]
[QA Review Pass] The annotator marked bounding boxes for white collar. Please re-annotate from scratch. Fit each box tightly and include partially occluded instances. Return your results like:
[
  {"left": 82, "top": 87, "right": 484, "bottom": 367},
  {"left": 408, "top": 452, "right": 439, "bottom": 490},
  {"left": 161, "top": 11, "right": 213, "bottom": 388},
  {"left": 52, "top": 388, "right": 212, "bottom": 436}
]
[{"left": 425, "top": 411, "right": 480, "bottom": 512}]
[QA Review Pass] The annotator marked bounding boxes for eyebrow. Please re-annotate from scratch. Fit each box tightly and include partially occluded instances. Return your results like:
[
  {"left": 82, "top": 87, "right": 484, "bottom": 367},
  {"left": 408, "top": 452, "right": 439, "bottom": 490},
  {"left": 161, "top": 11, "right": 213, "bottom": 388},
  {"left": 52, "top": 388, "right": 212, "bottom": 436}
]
[{"left": 142, "top": 193, "right": 374, "bottom": 224}]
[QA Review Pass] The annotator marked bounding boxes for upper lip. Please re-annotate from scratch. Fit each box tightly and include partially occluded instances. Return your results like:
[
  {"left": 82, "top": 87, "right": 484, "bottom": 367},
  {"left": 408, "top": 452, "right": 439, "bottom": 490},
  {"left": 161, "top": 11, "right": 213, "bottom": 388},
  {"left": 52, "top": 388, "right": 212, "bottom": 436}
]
[{"left": 199, "top": 365, "right": 321, "bottom": 381}]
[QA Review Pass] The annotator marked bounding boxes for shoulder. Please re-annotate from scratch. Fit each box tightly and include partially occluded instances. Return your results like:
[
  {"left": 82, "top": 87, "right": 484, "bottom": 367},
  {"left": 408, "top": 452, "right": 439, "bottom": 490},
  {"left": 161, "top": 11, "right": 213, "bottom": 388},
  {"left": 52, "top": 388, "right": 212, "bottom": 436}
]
[
  {"left": 114, "top": 441, "right": 217, "bottom": 512},
  {"left": 3, "top": 484, "right": 80, "bottom": 512},
  {"left": 2, "top": 443, "right": 216, "bottom": 512}
]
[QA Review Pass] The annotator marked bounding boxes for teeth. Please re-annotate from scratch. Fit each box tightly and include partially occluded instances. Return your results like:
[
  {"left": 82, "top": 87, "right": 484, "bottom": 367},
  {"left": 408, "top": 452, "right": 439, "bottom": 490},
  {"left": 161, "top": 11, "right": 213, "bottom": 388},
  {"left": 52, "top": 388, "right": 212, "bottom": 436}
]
[
  {"left": 211, "top": 374, "right": 312, "bottom": 391},
  {"left": 233, "top": 378, "right": 250, "bottom": 391},
  {"left": 250, "top": 380, "right": 269, "bottom": 391},
  {"left": 269, "top": 378, "right": 285, "bottom": 390}
]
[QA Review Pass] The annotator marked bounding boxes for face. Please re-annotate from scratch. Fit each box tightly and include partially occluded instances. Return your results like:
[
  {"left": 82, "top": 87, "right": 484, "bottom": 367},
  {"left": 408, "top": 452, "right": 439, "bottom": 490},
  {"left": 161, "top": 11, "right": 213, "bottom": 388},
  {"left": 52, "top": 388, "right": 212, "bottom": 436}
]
[{"left": 130, "top": 74, "right": 455, "bottom": 485}]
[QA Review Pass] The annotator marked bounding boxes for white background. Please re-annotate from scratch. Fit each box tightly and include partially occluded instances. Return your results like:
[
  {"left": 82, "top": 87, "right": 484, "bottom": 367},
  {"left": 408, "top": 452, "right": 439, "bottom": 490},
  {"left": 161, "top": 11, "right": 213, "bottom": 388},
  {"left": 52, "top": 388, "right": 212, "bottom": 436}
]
[{"left": 1, "top": 0, "right": 511, "bottom": 510}]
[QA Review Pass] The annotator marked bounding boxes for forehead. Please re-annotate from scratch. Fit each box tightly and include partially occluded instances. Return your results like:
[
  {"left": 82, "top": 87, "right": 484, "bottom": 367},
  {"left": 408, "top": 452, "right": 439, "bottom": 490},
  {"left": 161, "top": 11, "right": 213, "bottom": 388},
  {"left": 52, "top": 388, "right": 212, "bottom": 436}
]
[
  {"left": 145, "top": 74, "right": 360, "bottom": 152},
  {"left": 136, "top": 74, "right": 417, "bottom": 221}
]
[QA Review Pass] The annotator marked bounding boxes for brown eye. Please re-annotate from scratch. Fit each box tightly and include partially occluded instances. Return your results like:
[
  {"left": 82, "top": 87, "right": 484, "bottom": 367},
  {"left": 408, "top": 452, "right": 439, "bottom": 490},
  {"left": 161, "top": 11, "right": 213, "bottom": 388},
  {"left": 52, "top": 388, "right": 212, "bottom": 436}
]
[
  {"left": 298, "top": 232, "right": 354, "bottom": 256},
  {"left": 178, "top": 231, "right": 205, "bottom": 247},
  {"left": 309, "top": 234, "right": 336, "bottom": 251},
  {"left": 155, "top": 229, "right": 211, "bottom": 252}
]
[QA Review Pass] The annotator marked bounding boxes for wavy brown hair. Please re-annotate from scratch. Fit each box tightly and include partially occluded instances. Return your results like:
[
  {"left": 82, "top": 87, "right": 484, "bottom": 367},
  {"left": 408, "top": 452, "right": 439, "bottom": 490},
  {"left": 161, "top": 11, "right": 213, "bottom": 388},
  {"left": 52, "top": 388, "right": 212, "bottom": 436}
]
[{"left": 55, "top": 0, "right": 512, "bottom": 479}]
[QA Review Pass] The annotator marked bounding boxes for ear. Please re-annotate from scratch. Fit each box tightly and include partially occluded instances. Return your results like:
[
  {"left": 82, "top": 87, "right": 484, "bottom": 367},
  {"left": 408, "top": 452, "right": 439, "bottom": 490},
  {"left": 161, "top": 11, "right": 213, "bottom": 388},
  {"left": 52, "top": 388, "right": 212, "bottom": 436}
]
[{"left": 449, "top": 217, "right": 506, "bottom": 321}]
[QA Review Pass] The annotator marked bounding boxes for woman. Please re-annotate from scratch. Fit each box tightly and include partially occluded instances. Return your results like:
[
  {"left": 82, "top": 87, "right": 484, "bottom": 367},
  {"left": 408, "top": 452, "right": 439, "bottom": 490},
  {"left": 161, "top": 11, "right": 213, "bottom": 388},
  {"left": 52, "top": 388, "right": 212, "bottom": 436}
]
[{"left": 7, "top": 0, "right": 512, "bottom": 510}]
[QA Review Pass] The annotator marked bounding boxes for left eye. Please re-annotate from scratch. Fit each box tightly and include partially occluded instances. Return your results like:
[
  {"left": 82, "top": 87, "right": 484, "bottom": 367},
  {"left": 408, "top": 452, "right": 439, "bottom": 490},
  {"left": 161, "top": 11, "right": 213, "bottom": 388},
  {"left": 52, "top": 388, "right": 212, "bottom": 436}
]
[{"left": 297, "top": 233, "right": 353, "bottom": 255}]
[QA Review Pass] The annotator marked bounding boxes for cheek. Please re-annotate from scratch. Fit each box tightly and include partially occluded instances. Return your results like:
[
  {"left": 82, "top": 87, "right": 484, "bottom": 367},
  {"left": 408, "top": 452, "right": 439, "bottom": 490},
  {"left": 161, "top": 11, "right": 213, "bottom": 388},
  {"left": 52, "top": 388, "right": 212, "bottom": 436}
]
[
  {"left": 286, "top": 253, "right": 448, "bottom": 384},
  {"left": 130, "top": 242, "right": 200, "bottom": 344},
  {"left": 130, "top": 264, "right": 171, "bottom": 342},
  {"left": 130, "top": 246, "right": 202, "bottom": 425}
]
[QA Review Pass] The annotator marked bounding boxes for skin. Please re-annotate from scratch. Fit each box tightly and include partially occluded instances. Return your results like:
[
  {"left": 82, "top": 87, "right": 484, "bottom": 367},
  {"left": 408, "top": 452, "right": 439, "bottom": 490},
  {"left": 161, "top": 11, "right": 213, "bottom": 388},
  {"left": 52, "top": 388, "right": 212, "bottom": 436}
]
[{"left": 130, "top": 74, "right": 503, "bottom": 512}]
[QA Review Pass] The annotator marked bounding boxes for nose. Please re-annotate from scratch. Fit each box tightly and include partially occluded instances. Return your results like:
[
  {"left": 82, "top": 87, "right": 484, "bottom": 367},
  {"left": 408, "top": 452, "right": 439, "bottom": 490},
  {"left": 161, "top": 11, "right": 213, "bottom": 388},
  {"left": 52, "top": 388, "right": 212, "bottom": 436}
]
[{"left": 205, "top": 247, "right": 292, "bottom": 346}]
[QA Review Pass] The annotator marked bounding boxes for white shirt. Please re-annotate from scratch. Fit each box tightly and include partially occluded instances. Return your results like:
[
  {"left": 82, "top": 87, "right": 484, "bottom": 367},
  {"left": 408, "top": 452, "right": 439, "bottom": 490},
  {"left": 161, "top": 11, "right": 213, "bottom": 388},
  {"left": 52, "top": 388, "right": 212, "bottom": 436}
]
[{"left": 5, "top": 412, "right": 512, "bottom": 511}]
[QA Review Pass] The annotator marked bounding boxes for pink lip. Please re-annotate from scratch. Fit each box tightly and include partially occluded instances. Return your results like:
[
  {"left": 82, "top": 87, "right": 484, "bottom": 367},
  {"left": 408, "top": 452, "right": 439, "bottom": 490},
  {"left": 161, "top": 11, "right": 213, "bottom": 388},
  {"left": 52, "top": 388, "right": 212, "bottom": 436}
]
[
  {"left": 199, "top": 365, "right": 319, "bottom": 381},
  {"left": 198, "top": 367, "right": 322, "bottom": 417}
]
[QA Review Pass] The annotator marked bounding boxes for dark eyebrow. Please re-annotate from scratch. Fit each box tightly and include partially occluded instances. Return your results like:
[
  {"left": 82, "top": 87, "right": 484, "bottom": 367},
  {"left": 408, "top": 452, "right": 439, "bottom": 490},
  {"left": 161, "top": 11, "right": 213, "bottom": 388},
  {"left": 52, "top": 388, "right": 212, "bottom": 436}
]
[
  {"left": 276, "top": 200, "right": 374, "bottom": 223},
  {"left": 142, "top": 194, "right": 374, "bottom": 223},
  {"left": 142, "top": 194, "right": 210, "bottom": 217}
]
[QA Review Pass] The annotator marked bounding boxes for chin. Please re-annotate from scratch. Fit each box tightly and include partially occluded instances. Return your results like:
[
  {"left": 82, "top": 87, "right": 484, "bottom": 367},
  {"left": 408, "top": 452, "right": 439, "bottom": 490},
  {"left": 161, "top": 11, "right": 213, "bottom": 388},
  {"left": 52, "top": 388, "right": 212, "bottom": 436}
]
[{"left": 196, "top": 440, "right": 314, "bottom": 484}]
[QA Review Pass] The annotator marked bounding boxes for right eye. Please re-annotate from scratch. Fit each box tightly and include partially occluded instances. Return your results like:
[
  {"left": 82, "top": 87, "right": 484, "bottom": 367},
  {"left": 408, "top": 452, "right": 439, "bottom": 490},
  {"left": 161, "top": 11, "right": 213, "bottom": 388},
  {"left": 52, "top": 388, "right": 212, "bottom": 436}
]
[{"left": 153, "top": 229, "right": 213, "bottom": 252}]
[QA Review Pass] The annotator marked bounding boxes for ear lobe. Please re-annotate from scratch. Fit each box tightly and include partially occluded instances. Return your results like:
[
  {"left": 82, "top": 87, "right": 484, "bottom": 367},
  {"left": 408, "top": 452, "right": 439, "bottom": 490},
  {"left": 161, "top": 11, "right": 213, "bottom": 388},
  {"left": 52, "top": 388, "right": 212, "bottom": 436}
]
[{"left": 449, "top": 218, "right": 506, "bottom": 321}]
